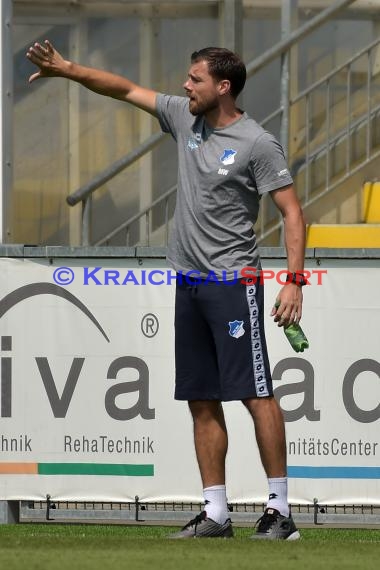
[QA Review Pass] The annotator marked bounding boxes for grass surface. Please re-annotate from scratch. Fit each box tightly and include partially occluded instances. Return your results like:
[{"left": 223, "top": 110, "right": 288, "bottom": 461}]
[{"left": 0, "top": 524, "right": 380, "bottom": 570}]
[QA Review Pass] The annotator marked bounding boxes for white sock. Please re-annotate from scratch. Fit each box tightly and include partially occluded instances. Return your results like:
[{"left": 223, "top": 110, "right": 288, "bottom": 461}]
[
  {"left": 267, "top": 477, "right": 289, "bottom": 517},
  {"left": 203, "top": 485, "right": 229, "bottom": 524}
]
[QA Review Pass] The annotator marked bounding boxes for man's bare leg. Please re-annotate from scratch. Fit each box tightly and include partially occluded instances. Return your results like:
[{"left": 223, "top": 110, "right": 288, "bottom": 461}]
[
  {"left": 188, "top": 400, "right": 229, "bottom": 524},
  {"left": 243, "top": 396, "right": 289, "bottom": 517},
  {"left": 243, "top": 396, "right": 286, "bottom": 477},
  {"left": 188, "top": 400, "right": 227, "bottom": 485}
]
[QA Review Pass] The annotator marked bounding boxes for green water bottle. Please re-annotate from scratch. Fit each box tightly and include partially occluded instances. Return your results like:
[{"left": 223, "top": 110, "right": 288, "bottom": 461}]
[
  {"left": 274, "top": 301, "right": 309, "bottom": 352},
  {"left": 283, "top": 323, "right": 309, "bottom": 353}
]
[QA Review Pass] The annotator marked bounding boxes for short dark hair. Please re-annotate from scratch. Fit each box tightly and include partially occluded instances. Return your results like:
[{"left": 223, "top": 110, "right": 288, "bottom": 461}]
[{"left": 191, "top": 47, "right": 246, "bottom": 99}]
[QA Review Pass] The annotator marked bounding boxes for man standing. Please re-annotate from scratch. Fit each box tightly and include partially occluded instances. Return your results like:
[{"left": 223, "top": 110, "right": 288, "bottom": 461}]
[{"left": 27, "top": 41, "right": 306, "bottom": 540}]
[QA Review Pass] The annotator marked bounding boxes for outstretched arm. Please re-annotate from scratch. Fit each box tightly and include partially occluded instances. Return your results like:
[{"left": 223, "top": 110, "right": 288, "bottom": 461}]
[
  {"left": 26, "top": 40, "right": 158, "bottom": 116},
  {"left": 269, "top": 184, "right": 306, "bottom": 326}
]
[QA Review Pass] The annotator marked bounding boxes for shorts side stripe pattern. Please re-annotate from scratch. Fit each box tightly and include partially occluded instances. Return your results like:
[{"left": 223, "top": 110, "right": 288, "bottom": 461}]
[{"left": 246, "top": 282, "right": 270, "bottom": 398}]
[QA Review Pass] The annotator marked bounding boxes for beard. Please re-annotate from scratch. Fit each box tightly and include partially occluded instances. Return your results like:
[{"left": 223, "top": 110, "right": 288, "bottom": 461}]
[{"left": 188, "top": 96, "right": 219, "bottom": 116}]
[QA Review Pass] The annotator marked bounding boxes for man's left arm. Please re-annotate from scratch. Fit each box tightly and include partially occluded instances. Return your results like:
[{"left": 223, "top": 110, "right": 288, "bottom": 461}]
[{"left": 269, "top": 184, "right": 306, "bottom": 327}]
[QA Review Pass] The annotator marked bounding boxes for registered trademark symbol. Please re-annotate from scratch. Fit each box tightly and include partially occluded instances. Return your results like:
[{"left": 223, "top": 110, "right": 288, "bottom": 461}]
[{"left": 141, "top": 313, "right": 159, "bottom": 338}]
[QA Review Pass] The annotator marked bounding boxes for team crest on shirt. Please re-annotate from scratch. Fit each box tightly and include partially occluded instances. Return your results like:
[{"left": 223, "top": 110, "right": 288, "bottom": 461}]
[
  {"left": 220, "top": 149, "right": 237, "bottom": 165},
  {"left": 228, "top": 320, "right": 245, "bottom": 339},
  {"left": 187, "top": 138, "right": 199, "bottom": 150}
]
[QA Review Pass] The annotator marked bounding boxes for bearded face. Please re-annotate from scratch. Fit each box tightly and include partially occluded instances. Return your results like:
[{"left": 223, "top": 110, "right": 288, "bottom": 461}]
[{"left": 183, "top": 60, "right": 224, "bottom": 116}]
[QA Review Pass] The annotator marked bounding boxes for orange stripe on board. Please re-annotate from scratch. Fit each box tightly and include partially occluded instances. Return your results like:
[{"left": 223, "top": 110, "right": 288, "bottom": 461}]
[{"left": 0, "top": 463, "right": 38, "bottom": 474}]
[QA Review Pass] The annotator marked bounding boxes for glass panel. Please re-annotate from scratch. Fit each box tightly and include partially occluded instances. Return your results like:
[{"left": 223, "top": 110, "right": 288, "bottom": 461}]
[
  {"left": 11, "top": 4, "right": 379, "bottom": 247},
  {"left": 13, "top": 24, "right": 71, "bottom": 244}
]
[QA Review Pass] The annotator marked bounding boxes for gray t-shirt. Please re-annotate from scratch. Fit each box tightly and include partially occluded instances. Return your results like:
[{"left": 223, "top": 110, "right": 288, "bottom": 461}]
[{"left": 156, "top": 94, "right": 293, "bottom": 278}]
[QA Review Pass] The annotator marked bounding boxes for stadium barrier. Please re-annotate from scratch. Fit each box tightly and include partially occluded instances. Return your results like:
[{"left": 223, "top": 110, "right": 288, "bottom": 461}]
[{"left": 0, "top": 245, "right": 379, "bottom": 524}]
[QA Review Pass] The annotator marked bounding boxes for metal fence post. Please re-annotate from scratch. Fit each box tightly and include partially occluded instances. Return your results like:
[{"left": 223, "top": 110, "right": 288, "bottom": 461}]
[
  {"left": 279, "top": 0, "right": 298, "bottom": 245},
  {"left": 1, "top": 0, "right": 13, "bottom": 244},
  {"left": 218, "top": 0, "right": 243, "bottom": 55},
  {"left": 280, "top": 0, "right": 299, "bottom": 158},
  {"left": 81, "top": 195, "right": 92, "bottom": 246}
]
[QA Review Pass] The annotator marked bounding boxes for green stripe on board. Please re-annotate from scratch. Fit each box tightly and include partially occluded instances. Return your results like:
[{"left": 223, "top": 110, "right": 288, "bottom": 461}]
[{"left": 37, "top": 463, "right": 154, "bottom": 476}]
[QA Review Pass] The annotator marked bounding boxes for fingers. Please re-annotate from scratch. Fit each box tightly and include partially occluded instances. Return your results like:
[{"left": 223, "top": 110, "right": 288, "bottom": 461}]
[
  {"left": 294, "top": 303, "right": 302, "bottom": 323},
  {"left": 28, "top": 71, "right": 41, "bottom": 84},
  {"left": 272, "top": 298, "right": 288, "bottom": 326},
  {"left": 26, "top": 40, "right": 55, "bottom": 67},
  {"left": 274, "top": 305, "right": 289, "bottom": 327},
  {"left": 272, "top": 289, "right": 303, "bottom": 327},
  {"left": 26, "top": 40, "right": 59, "bottom": 84},
  {"left": 270, "top": 298, "right": 280, "bottom": 317},
  {"left": 275, "top": 304, "right": 301, "bottom": 327},
  {"left": 27, "top": 42, "right": 48, "bottom": 63},
  {"left": 274, "top": 306, "right": 295, "bottom": 328},
  {"left": 44, "top": 39, "right": 55, "bottom": 53}
]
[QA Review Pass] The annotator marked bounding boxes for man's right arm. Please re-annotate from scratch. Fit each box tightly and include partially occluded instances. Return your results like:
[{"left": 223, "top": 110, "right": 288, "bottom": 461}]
[{"left": 27, "top": 40, "right": 158, "bottom": 116}]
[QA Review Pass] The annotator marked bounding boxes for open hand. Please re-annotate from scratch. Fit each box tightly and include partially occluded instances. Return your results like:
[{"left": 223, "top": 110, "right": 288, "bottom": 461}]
[{"left": 26, "top": 40, "right": 68, "bottom": 83}]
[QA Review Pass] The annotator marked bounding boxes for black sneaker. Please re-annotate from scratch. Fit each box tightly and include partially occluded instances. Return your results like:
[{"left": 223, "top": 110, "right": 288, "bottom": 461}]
[
  {"left": 168, "top": 510, "right": 233, "bottom": 539},
  {"left": 251, "top": 508, "right": 300, "bottom": 540}
]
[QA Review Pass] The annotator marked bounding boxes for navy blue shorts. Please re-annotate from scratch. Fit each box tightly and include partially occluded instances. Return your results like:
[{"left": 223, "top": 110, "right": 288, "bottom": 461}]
[{"left": 174, "top": 276, "right": 273, "bottom": 401}]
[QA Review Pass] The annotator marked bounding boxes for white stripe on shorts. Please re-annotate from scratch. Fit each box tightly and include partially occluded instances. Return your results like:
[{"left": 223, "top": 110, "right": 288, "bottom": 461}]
[{"left": 245, "top": 282, "right": 269, "bottom": 397}]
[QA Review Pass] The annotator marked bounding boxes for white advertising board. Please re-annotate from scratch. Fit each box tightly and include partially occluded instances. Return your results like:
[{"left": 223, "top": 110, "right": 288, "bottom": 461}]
[
  {"left": 0, "top": 256, "right": 379, "bottom": 504},
  {"left": 0, "top": 3, "right": 3, "bottom": 243}
]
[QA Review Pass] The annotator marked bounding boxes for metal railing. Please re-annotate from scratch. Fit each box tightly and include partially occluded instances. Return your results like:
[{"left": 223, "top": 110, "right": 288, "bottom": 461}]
[
  {"left": 257, "top": 35, "right": 380, "bottom": 243},
  {"left": 294, "top": 37, "right": 380, "bottom": 196},
  {"left": 18, "top": 499, "right": 380, "bottom": 526},
  {"left": 66, "top": 0, "right": 361, "bottom": 246},
  {"left": 95, "top": 184, "right": 177, "bottom": 247},
  {"left": 99, "top": 34, "right": 380, "bottom": 248}
]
